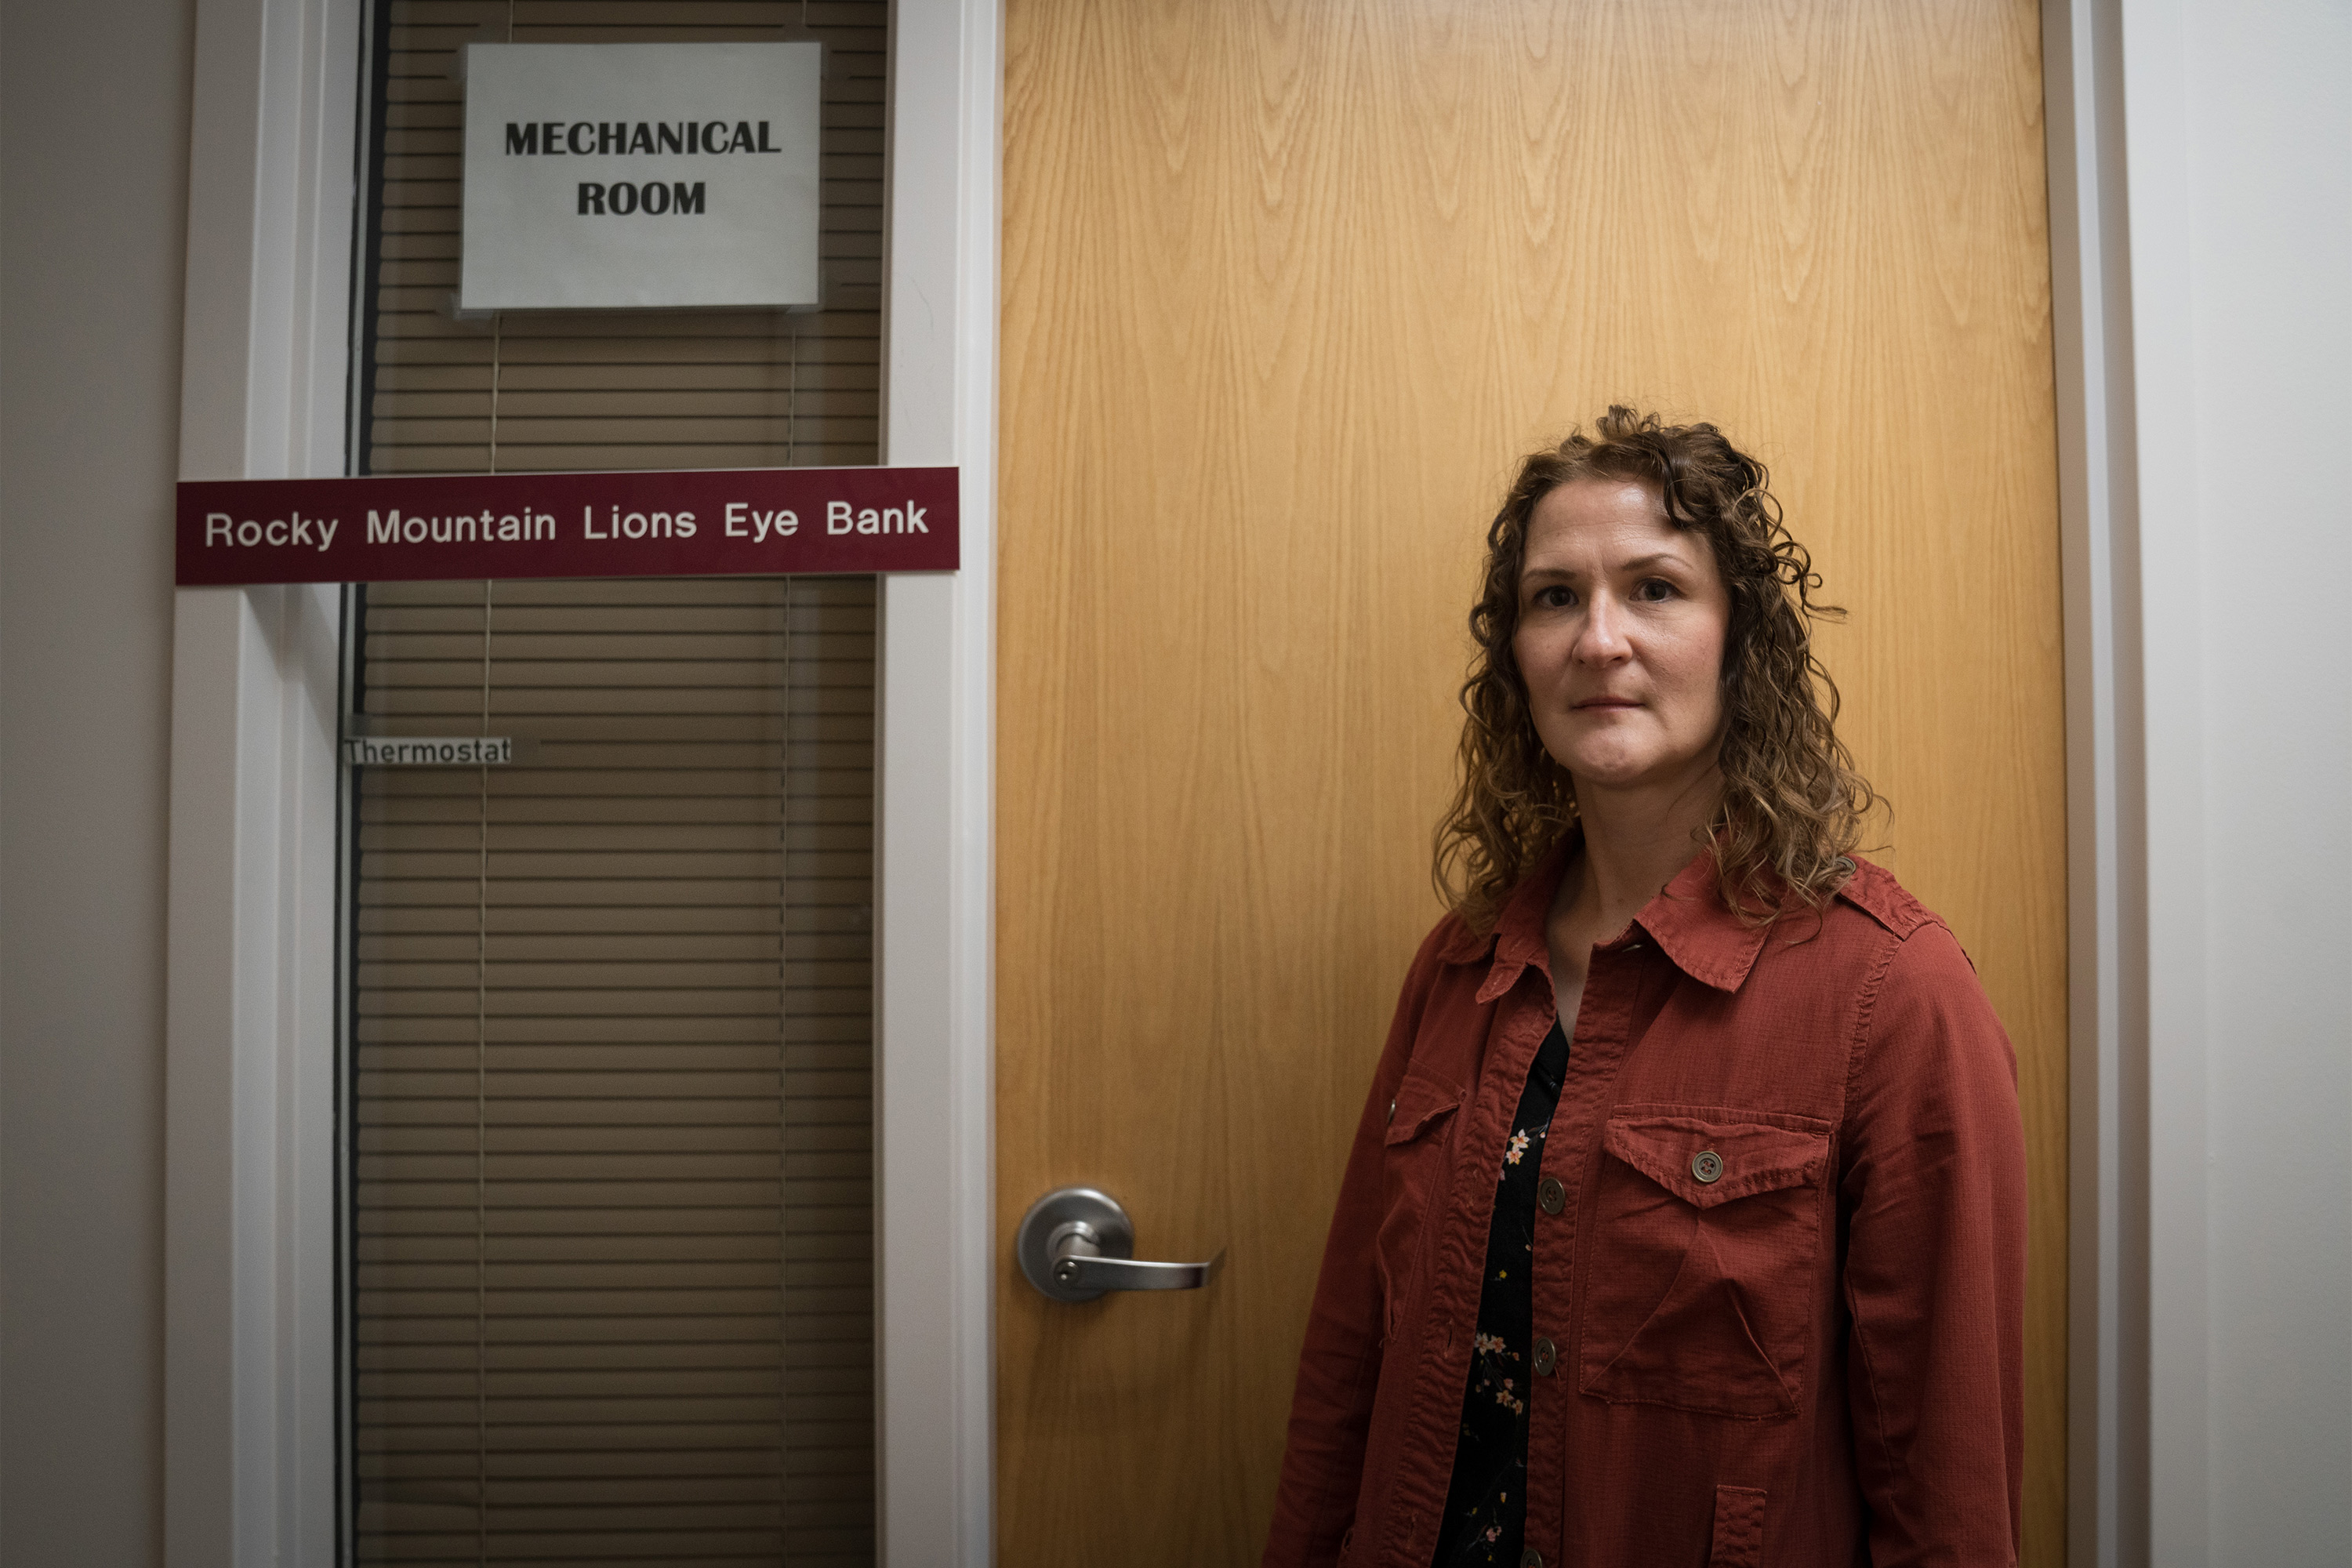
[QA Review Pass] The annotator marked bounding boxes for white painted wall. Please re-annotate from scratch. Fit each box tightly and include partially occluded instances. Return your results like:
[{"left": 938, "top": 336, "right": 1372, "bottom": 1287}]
[
  {"left": 0, "top": 0, "right": 196, "bottom": 1560},
  {"left": 2172, "top": 0, "right": 2352, "bottom": 1555},
  {"left": 2122, "top": 0, "right": 2352, "bottom": 1562}
]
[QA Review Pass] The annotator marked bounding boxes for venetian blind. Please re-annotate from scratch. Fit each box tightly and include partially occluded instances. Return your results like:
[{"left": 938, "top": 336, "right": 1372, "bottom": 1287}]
[
  {"left": 353, "top": 578, "right": 877, "bottom": 1565},
  {"left": 350, "top": 5, "right": 887, "bottom": 1566}
]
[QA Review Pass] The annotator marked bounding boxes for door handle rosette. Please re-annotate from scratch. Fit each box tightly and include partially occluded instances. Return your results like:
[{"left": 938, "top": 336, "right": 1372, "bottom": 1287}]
[{"left": 1015, "top": 1186, "right": 1226, "bottom": 1304}]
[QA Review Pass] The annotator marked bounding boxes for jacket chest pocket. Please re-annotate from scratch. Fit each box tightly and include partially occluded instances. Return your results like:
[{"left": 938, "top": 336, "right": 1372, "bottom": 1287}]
[
  {"left": 1577, "top": 1109, "right": 1832, "bottom": 1418},
  {"left": 1374, "top": 1070, "right": 1461, "bottom": 1323}
]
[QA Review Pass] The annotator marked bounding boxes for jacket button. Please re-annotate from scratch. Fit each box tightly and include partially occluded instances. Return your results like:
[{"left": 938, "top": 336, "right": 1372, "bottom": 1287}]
[
  {"left": 1691, "top": 1149, "right": 1725, "bottom": 1184},
  {"left": 1533, "top": 1336, "right": 1556, "bottom": 1376},
  {"left": 1520, "top": 1551, "right": 1544, "bottom": 1568},
  {"left": 1386, "top": 1098, "right": 1396, "bottom": 1125},
  {"left": 1537, "top": 1175, "right": 1566, "bottom": 1214}
]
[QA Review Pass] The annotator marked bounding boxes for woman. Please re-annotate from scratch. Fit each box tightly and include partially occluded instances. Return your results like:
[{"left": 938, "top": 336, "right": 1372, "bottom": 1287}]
[{"left": 1264, "top": 410, "right": 2025, "bottom": 1568}]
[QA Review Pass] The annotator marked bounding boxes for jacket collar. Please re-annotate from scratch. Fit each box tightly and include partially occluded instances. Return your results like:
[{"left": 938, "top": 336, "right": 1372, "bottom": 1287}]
[
  {"left": 1632, "top": 849, "right": 1774, "bottom": 992},
  {"left": 1449, "top": 831, "right": 1773, "bottom": 1001}
]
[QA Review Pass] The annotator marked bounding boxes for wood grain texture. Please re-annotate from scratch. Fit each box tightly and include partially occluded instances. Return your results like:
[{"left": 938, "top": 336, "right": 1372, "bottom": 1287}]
[{"left": 996, "top": 2, "right": 2067, "bottom": 1562}]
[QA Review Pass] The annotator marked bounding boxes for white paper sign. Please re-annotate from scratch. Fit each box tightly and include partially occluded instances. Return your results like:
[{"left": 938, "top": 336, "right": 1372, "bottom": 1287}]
[{"left": 459, "top": 42, "right": 822, "bottom": 310}]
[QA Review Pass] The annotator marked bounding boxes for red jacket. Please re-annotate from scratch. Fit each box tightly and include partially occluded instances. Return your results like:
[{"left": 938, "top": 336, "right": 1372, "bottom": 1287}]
[{"left": 1265, "top": 847, "right": 2025, "bottom": 1568}]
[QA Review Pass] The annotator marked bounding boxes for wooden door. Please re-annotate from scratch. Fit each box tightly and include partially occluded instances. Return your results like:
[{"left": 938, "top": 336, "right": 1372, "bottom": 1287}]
[{"left": 996, "top": 2, "right": 2068, "bottom": 1563}]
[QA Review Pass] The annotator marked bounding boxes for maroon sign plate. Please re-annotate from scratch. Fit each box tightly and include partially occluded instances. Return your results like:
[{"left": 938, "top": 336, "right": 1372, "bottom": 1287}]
[{"left": 176, "top": 465, "right": 957, "bottom": 586}]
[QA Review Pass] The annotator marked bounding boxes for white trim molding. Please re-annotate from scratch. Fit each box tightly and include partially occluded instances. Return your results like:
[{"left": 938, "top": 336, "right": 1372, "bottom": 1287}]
[
  {"left": 2046, "top": 1, "right": 2214, "bottom": 1563},
  {"left": 2043, "top": 5, "right": 2144, "bottom": 1563},
  {"left": 166, "top": 0, "right": 361, "bottom": 1563},
  {"left": 165, "top": 583, "right": 345, "bottom": 1568},
  {"left": 876, "top": 1, "right": 1002, "bottom": 1562},
  {"left": 2111, "top": 1, "right": 2212, "bottom": 1563},
  {"left": 180, "top": 0, "right": 362, "bottom": 487}
]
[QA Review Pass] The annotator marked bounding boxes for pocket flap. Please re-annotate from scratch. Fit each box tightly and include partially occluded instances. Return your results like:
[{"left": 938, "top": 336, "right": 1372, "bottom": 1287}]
[
  {"left": 1602, "top": 1112, "right": 1828, "bottom": 1208},
  {"left": 1384, "top": 1072, "right": 1462, "bottom": 1145}
]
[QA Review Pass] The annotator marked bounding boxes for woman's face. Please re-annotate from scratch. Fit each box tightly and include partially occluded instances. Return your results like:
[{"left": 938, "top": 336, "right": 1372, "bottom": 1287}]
[{"left": 1512, "top": 477, "right": 1733, "bottom": 798}]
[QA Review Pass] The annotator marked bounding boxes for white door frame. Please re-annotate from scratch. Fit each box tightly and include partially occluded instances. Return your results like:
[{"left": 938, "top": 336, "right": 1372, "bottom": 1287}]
[
  {"left": 162, "top": 0, "right": 1000, "bottom": 1563},
  {"left": 2045, "top": 0, "right": 2209, "bottom": 1561},
  {"left": 166, "top": 0, "right": 362, "bottom": 1560},
  {"left": 161, "top": 0, "right": 2176, "bottom": 1563},
  {"left": 873, "top": 1, "right": 1000, "bottom": 1562}
]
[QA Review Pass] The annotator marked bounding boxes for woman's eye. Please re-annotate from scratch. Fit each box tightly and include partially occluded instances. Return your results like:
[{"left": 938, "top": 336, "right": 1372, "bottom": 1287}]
[
  {"left": 1531, "top": 586, "right": 1576, "bottom": 609},
  {"left": 1634, "top": 578, "right": 1679, "bottom": 602}
]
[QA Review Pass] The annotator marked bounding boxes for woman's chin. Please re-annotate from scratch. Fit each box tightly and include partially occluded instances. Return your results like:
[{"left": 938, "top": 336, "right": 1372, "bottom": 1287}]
[{"left": 1560, "top": 750, "right": 1664, "bottom": 792}]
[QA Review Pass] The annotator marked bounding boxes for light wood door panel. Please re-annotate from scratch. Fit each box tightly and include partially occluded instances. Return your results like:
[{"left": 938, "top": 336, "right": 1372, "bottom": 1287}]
[{"left": 997, "top": 2, "right": 2067, "bottom": 1563}]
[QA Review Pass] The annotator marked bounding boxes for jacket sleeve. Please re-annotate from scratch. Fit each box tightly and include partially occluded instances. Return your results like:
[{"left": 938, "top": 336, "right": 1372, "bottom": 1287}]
[
  {"left": 1838, "top": 921, "right": 2028, "bottom": 1566},
  {"left": 1261, "top": 923, "right": 1451, "bottom": 1567}
]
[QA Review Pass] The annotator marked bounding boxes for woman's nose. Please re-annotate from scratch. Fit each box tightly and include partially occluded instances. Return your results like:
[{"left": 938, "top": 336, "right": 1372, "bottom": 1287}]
[{"left": 1574, "top": 593, "right": 1632, "bottom": 663}]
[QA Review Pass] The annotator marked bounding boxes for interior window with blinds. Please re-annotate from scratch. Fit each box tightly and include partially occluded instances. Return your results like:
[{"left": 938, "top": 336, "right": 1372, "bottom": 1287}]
[{"left": 348, "top": 5, "right": 887, "bottom": 1565}]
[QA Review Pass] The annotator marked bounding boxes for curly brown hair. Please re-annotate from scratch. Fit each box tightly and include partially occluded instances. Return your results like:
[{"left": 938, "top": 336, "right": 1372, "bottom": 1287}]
[{"left": 1433, "top": 407, "right": 1878, "bottom": 931}]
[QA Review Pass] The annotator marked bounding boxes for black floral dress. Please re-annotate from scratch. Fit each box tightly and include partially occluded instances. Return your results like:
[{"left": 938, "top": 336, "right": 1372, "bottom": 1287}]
[{"left": 1429, "top": 1019, "right": 1570, "bottom": 1567}]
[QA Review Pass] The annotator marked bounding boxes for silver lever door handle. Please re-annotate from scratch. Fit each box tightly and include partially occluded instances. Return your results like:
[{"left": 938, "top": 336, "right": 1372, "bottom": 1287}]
[{"left": 1016, "top": 1186, "right": 1226, "bottom": 1304}]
